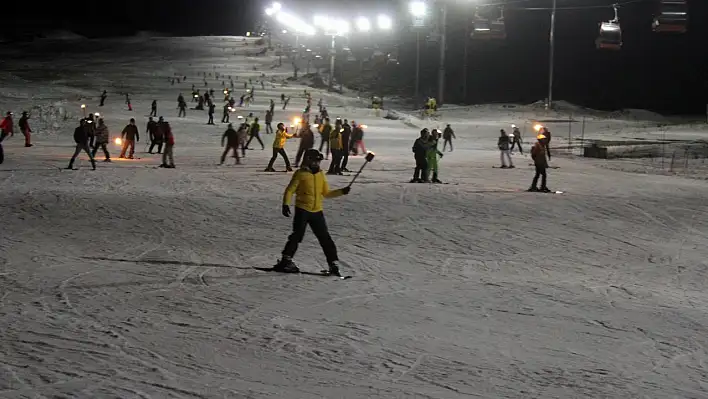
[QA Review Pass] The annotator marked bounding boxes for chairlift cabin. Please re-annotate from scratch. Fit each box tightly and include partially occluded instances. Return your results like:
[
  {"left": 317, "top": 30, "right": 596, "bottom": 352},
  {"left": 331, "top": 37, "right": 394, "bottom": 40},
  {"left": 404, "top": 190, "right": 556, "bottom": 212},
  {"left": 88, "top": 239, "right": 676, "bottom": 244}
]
[
  {"left": 652, "top": 0, "right": 688, "bottom": 33},
  {"left": 471, "top": 7, "right": 506, "bottom": 40},
  {"left": 596, "top": 6, "right": 622, "bottom": 50},
  {"left": 596, "top": 22, "right": 622, "bottom": 50}
]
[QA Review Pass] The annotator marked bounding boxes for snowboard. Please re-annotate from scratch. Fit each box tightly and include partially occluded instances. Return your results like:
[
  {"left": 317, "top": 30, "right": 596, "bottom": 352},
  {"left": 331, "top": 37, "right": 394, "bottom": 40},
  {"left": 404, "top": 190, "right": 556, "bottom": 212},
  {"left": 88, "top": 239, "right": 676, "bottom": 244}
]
[{"left": 253, "top": 266, "right": 352, "bottom": 280}]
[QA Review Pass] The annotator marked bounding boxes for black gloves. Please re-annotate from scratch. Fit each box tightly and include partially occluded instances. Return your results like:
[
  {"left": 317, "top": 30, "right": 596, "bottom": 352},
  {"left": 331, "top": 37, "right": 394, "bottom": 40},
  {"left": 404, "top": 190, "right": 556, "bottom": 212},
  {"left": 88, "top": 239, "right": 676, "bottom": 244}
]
[
  {"left": 282, "top": 205, "right": 291, "bottom": 217},
  {"left": 341, "top": 186, "right": 351, "bottom": 195}
]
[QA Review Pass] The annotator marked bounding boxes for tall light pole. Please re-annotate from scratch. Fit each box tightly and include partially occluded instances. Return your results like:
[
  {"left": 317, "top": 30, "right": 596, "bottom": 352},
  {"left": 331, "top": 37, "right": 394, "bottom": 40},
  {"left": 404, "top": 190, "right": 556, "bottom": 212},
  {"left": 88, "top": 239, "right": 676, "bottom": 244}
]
[
  {"left": 437, "top": 2, "right": 447, "bottom": 105},
  {"left": 547, "top": 0, "right": 557, "bottom": 110},
  {"left": 410, "top": 1, "right": 427, "bottom": 100}
]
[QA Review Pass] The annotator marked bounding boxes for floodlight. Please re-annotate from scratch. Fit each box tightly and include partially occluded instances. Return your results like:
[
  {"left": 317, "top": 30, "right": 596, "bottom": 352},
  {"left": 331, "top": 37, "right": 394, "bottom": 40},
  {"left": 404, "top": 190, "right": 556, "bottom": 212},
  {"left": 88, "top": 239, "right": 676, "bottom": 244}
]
[
  {"left": 265, "top": 8, "right": 274, "bottom": 16},
  {"left": 271, "top": 2, "right": 281, "bottom": 12},
  {"left": 377, "top": 14, "right": 392, "bottom": 30},
  {"left": 410, "top": 1, "right": 426, "bottom": 17},
  {"left": 356, "top": 17, "right": 371, "bottom": 32},
  {"left": 282, "top": 29, "right": 288, "bottom": 34}
]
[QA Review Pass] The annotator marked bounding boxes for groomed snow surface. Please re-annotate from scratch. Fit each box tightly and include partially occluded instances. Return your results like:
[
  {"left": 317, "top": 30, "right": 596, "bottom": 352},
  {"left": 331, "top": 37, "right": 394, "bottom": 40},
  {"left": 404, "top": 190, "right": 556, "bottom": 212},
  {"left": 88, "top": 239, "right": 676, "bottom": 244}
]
[{"left": 1, "top": 36, "right": 708, "bottom": 399}]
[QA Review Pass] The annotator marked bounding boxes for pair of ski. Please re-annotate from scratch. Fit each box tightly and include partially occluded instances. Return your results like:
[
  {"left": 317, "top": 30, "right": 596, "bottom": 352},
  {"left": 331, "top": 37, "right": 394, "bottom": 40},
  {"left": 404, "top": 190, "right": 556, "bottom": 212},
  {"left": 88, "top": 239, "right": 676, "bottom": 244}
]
[{"left": 253, "top": 266, "right": 352, "bottom": 280}]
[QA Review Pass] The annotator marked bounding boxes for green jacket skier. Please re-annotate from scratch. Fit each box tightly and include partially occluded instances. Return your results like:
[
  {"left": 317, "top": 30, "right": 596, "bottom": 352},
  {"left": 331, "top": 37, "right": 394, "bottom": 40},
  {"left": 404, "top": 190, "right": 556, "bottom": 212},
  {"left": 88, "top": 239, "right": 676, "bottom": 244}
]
[{"left": 426, "top": 129, "right": 444, "bottom": 183}]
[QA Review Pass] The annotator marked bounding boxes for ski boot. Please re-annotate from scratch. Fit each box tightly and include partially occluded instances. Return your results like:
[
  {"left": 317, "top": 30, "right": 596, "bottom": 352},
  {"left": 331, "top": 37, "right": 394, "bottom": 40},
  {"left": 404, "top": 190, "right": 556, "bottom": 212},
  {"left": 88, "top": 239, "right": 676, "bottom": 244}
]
[
  {"left": 104, "top": 158, "right": 111, "bottom": 162},
  {"left": 527, "top": 187, "right": 539, "bottom": 192},
  {"left": 264, "top": 167, "right": 276, "bottom": 172},
  {"left": 540, "top": 187, "right": 551, "bottom": 193},
  {"left": 273, "top": 257, "right": 299, "bottom": 273},
  {"left": 91, "top": 160, "right": 96, "bottom": 170},
  {"left": 325, "top": 261, "right": 341, "bottom": 277},
  {"left": 342, "top": 168, "right": 350, "bottom": 173},
  {"left": 286, "top": 166, "right": 293, "bottom": 172},
  {"left": 409, "top": 178, "right": 419, "bottom": 183},
  {"left": 432, "top": 178, "right": 443, "bottom": 184}
]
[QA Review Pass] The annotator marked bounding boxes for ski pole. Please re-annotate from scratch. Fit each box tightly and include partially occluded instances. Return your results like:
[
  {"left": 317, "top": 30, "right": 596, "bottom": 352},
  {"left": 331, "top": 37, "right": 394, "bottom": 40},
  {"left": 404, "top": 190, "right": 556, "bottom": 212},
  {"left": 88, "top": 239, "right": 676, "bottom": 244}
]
[{"left": 347, "top": 151, "right": 375, "bottom": 188}]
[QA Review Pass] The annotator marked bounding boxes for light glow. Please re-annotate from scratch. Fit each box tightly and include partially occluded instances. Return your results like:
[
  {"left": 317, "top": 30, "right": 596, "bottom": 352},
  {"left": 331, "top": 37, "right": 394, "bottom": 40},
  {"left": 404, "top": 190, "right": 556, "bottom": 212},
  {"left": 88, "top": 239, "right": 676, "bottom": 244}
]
[
  {"left": 114, "top": 137, "right": 122, "bottom": 146},
  {"left": 356, "top": 17, "right": 371, "bottom": 32},
  {"left": 377, "top": 14, "right": 392, "bottom": 30},
  {"left": 410, "top": 1, "right": 427, "bottom": 17},
  {"left": 534, "top": 124, "right": 544, "bottom": 132}
]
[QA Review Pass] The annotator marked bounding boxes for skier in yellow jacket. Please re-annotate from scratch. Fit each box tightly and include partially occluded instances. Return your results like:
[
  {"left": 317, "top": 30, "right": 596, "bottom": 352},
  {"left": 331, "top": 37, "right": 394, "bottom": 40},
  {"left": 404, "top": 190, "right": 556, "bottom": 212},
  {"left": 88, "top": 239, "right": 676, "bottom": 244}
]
[
  {"left": 265, "top": 123, "right": 294, "bottom": 172},
  {"left": 276, "top": 149, "right": 351, "bottom": 275}
]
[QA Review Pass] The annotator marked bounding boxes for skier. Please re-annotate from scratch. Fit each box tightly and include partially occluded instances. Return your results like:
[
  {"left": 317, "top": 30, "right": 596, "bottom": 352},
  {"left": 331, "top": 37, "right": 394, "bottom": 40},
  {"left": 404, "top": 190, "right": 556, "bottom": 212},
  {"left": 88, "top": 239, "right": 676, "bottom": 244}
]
[
  {"left": 177, "top": 95, "right": 187, "bottom": 117},
  {"left": 269, "top": 99, "right": 275, "bottom": 115},
  {"left": 294, "top": 123, "right": 314, "bottom": 167},
  {"left": 99, "top": 90, "right": 107, "bottom": 106},
  {"left": 426, "top": 129, "right": 444, "bottom": 183},
  {"left": 497, "top": 129, "right": 514, "bottom": 168},
  {"left": 0, "top": 111, "right": 13, "bottom": 164},
  {"left": 91, "top": 118, "right": 111, "bottom": 162},
  {"left": 510, "top": 126, "right": 523, "bottom": 154},
  {"left": 125, "top": 93, "right": 130, "bottom": 104},
  {"left": 67, "top": 119, "right": 96, "bottom": 170},
  {"left": 280, "top": 93, "right": 285, "bottom": 103},
  {"left": 283, "top": 96, "right": 290, "bottom": 110},
  {"left": 265, "top": 109, "right": 273, "bottom": 134},
  {"left": 18, "top": 111, "right": 32, "bottom": 147},
  {"left": 350, "top": 121, "right": 366, "bottom": 156},
  {"left": 442, "top": 124, "right": 455, "bottom": 152},
  {"left": 411, "top": 129, "right": 429, "bottom": 183},
  {"left": 276, "top": 148, "right": 351, "bottom": 275},
  {"left": 150, "top": 100, "right": 158, "bottom": 117},
  {"left": 1, "top": 111, "right": 14, "bottom": 141},
  {"left": 220, "top": 123, "right": 241, "bottom": 165},
  {"left": 160, "top": 121, "right": 175, "bottom": 168},
  {"left": 207, "top": 102, "right": 215, "bottom": 125},
  {"left": 147, "top": 117, "right": 162, "bottom": 154},
  {"left": 340, "top": 119, "right": 352, "bottom": 172},
  {"left": 318, "top": 118, "right": 331, "bottom": 158},
  {"left": 222, "top": 103, "right": 230, "bottom": 123},
  {"left": 245, "top": 117, "right": 264, "bottom": 150},
  {"left": 236, "top": 121, "right": 248, "bottom": 158},
  {"left": 327, "top": 120, "right": 343, "bottom": 175},
  {"left": 528, "top": 133, "right": 550, "bottom": 192},
  {"left": 265, "top": 123, "right": 294, "bottom": 172},
  {"left": 119, "top": 118, "right": 140, "bottom": 159}
]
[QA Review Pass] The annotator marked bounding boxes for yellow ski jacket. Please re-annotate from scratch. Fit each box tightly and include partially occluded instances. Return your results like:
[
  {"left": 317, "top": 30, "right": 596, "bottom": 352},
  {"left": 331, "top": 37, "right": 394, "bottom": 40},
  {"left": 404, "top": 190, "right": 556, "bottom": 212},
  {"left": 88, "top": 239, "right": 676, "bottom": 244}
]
[
  {"left": 283, "top": 167, "right": 344, "bottom": 212},
  {"left": 273, "top": 128, "right": 293, "bottom": 149}
]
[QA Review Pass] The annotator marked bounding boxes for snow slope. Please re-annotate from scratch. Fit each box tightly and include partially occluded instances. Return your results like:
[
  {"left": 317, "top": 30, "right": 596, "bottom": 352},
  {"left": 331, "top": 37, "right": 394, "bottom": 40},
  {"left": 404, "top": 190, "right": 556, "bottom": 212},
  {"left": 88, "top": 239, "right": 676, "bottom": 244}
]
[{"left": 1, "top": 36, "right": 708, "bottom": 398}]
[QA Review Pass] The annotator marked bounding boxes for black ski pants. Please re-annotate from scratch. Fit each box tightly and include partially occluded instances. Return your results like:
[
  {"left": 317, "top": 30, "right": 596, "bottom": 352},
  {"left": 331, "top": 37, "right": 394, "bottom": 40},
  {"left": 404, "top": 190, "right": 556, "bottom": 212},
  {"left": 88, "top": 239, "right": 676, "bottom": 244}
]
[
  {"left": 69, "top": 142, "right": 94, "bottom": 167},
  {"left": 531, "top": 165, "right": 547, "bottom": 189},
  {"left": 282, "top": 208, "right": 338, "bottom": 264},
  {"left": 511, "top": 140, "right": 523, "bottom": 154},
  {"left": 208, "top": 113, "right": 214, "bottom": 124},
  {"left": 150, "top": 107, "right": 157, "bottom": 117},
  {"left": 220, "top": 144, "right": 240, "bottom": 164},
  {"left": 246, "top": 133, "right": 264, "bottom": 149},
  {"left": 443, "top": 138, "right": 453, "bottom": 151},
  {"left": 92, "top": 142, "right": 110, "bottom": 160},
  {"left": 178, "top": 108, "right": 186, "bottom": 117},
  {"left": 149, "top": 140, "right": 163, "bottom": 154},
  {"left": 340, "top": 145, "right": 350, "bottom": 170},
  {"left": 266, "top": 122, "right": 273, "bottom": 134},
  {"left": 318, "top": 136, "right": 329, "bottom": 157},
  {"left": 328, "top": 149, "right": 342, "bottom": 174},
  {"left": 413, "top": 156, "right": 428, "bottom": 181},
  {"left": 267, "top": 148, "right": 291, "bottom": 169}
]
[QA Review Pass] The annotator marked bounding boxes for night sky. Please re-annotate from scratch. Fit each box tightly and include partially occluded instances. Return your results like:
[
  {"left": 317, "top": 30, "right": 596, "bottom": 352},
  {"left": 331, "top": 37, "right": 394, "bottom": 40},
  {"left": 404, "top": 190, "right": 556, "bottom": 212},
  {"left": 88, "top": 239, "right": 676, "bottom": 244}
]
[{"left": 3, "top": 0, "right": 706, "bottom": 114}]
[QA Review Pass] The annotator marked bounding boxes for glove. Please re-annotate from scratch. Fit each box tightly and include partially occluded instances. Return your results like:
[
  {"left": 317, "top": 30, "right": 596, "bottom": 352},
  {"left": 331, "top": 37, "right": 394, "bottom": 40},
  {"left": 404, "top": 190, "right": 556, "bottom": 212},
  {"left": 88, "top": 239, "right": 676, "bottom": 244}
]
[
  {"left": 282, "top": 205, "right": 291, "bottom": 217},
  {"left": 341, "top": 186, "right": 351, "bottom": 195}
]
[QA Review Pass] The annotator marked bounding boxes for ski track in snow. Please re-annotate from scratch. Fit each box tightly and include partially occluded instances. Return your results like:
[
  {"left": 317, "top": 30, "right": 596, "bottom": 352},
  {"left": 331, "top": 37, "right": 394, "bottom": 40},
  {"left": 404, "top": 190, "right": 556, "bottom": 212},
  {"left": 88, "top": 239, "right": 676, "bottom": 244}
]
[{"left": 0, "top": 36, "right": 708, "bottom": 398}]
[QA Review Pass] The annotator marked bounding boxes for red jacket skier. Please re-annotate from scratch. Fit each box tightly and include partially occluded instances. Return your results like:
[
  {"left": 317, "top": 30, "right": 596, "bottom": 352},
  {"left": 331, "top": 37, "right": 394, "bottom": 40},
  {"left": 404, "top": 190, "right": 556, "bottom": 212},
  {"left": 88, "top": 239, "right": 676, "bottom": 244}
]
[{"left": 19, "top": 111, "right": 32, "bottom": 147}]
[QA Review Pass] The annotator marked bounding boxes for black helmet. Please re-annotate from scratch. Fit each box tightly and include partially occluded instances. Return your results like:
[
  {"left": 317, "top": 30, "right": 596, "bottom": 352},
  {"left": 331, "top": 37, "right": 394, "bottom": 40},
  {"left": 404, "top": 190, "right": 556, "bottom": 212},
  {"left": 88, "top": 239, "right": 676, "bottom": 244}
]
[{"left": 303, "top": 149, "right": 324, "bottom": 163}]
